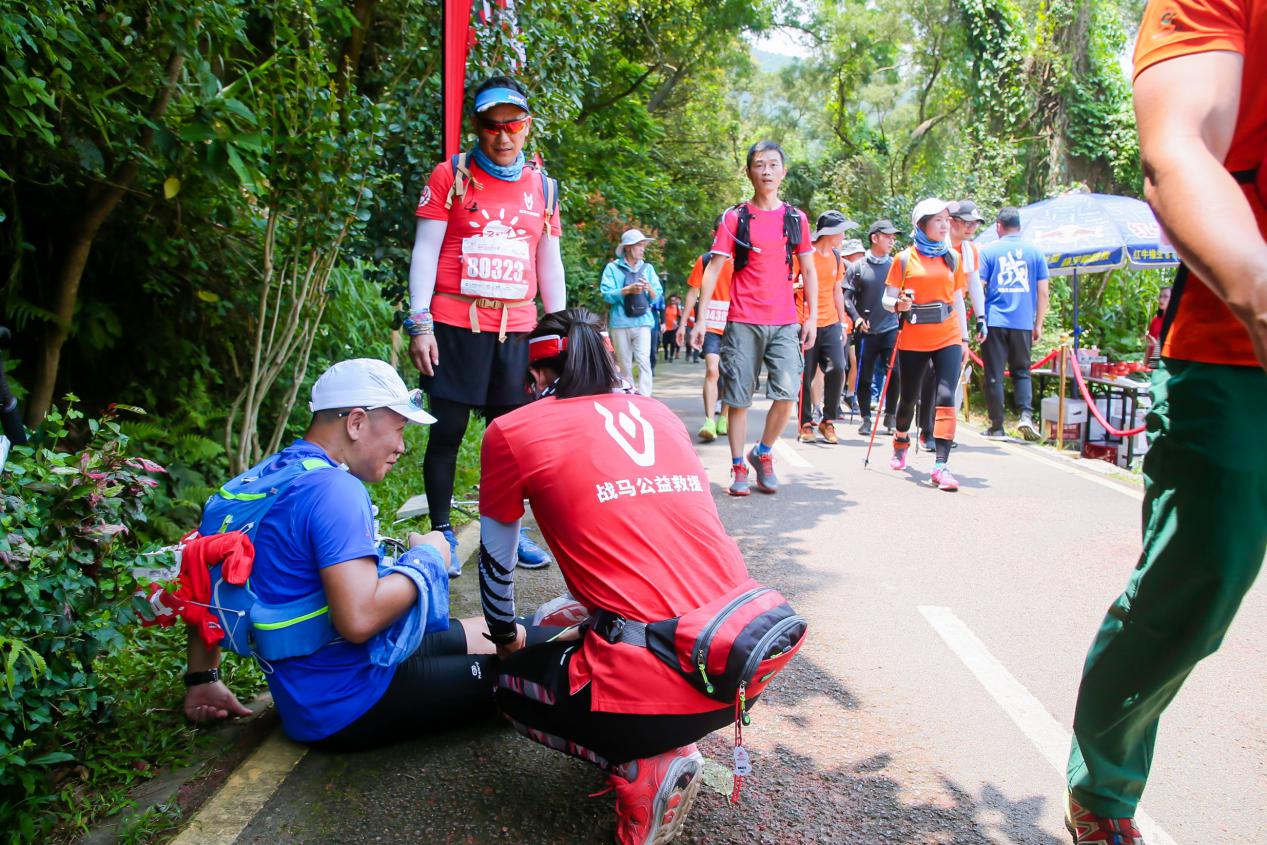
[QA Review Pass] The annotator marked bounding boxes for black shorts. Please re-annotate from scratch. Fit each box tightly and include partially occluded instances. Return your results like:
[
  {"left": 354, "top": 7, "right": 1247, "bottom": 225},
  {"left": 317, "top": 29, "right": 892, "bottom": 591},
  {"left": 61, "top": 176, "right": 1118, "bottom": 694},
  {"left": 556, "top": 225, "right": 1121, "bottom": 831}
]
[
  {"left": 420, "top": 321, "right": 532, "bottom": 408},
  {"left": 496, "top": 640, "right": 743, "bottom": 767},
  {"left": 702, "top": 332, "right": 722, "bottom": 357}
]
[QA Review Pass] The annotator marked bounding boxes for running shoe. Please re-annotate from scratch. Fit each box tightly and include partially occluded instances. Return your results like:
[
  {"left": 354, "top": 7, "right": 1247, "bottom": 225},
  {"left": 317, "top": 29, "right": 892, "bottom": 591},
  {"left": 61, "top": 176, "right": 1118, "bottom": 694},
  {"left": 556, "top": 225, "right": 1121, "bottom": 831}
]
[
  {"left": 983, "top": 427, "right": 1009, "bottom": 440},
  {"left": 919, "top": 433, "right": 936, "bottom": 452},
  {"left": 728, "top": 463, "right": 751, "bottom": 497},
  {"left": 858, "top": 416, "right": 872, "bottom": 436},
  {"left": 697, "top": 418, "right": 717, "bottom": 442},
  {"left": 1017, "top": 412, "right": 1041, "bottom": 442},
  {"left": 889, "top": 436, "right": 910, "bottom": 471},
  {"left": 440, "top": 527, "right": 461, "bottom": 578},
  {"left": 818, "top": 421, "right": 839, "bottom": 444},
  {"left": 1065, "top": 793, "right": 1145, "bottom": 845},
  {"left": 715, "top": 414, "right": 728, "bottom": 436},
  {"left": 609, "top": 744, "right": 705, "bottom": 845},
  {"left": 746, "top": 447, "right": 779, "bottom": 494},
  {"left": 532, "top": 593, "right": 591, "bottom": 628},
  {"left": 517, "top": 528, "right": 552, "bottom": 569},
  {"left": 930, "top": 467, "right": 960, "bottom": 492},
  {"left": 880, "top": 414, "right": 896, "bottom": 435},
  {"left": 798, "top": 423, "right": 816, "bottom": 443}
]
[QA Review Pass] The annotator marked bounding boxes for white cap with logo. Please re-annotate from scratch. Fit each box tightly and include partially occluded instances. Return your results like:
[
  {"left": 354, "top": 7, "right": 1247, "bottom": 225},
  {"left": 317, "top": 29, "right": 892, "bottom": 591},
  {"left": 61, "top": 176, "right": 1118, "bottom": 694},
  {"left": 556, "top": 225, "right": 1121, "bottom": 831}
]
[{"left": 309, "top": 359, "right": 436, "bottom": 425}]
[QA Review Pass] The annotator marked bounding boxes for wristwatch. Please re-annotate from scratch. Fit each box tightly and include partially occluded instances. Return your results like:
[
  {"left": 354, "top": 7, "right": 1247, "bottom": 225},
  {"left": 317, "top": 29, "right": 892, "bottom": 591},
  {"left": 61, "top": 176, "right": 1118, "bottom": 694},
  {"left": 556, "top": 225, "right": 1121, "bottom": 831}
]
[{"left": 183, "top": 668, "right": 221, "bottom": 687}]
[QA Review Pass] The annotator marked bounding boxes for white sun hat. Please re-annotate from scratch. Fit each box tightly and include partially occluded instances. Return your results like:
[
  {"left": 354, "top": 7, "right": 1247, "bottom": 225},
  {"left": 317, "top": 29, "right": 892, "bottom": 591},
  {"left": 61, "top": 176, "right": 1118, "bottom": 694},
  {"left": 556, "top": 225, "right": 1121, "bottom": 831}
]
[{"left": 310, "top": 359, "right": 436, "bottom": 425}]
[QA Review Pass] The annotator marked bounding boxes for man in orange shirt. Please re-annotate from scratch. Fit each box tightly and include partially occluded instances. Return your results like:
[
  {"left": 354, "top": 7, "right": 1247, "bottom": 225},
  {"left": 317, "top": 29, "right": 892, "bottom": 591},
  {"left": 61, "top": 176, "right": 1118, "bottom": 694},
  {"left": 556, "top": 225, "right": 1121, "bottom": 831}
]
[
  {"left": 794, "top": 211, "right": 856, "bottom": 443},
  {"left": 678, "top": 240, "right": 734, "bottom": 441},
  {"left": 1064, "top": 2, "right": 1267, "bottom": 842}
]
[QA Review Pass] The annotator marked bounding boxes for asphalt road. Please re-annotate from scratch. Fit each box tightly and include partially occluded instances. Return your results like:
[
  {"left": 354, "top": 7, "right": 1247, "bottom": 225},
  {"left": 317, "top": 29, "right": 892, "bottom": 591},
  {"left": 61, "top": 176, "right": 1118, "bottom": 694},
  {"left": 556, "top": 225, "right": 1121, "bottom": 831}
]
[{"left": 232, "top": 359, "right": 1265, "bottom": 845}]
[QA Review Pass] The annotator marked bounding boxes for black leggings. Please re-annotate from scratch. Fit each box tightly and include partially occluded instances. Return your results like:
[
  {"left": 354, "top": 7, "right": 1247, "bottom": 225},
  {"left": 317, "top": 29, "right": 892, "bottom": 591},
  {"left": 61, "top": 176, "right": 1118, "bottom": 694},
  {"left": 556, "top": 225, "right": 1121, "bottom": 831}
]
[
  {"left": 800, "top": 322, "right": 846, "bottom": 424},
  {"left": 496, "top": 640, "right": 741, "bottom": 769},
  {"left": 423, "top": 398, "right": 517, "bottom": 531},
  {"left": 857, "top": 331, "right": 900, "bottom": 420},
  {"left": 310, "top": 621, "right": 497, "bottom": 752},
  {"left": 895, "top": 345, "right": 961, "bottom": 463}
]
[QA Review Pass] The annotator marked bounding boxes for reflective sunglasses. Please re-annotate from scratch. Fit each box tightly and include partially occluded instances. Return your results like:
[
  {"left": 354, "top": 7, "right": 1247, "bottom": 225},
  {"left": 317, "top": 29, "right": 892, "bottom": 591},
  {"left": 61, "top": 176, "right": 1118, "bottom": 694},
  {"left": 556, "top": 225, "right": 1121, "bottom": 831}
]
[{"left": 477, "top": 114, "right": 531, "bottom": 136}]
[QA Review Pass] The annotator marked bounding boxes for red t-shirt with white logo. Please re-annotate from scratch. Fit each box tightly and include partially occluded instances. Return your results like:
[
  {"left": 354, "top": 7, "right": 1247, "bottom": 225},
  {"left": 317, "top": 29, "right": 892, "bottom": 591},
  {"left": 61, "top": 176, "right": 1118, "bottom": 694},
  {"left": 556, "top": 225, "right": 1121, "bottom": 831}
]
[
  {"left": 480, "top": 393, "right": 749, "bottom": 715},
  {"left": 709, "top": 202, "right": 812, "bottom": 325},
  {"left": 415, "top": 159, "right": 562, "bottom": 333}
]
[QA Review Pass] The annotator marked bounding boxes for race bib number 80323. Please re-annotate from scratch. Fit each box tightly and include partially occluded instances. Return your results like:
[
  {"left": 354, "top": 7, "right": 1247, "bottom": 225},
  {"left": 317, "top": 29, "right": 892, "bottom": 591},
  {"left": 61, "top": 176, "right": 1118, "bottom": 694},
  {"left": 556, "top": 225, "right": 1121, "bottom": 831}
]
[{"left": 461, "top": 234, "right": 530, "bottom": 300}]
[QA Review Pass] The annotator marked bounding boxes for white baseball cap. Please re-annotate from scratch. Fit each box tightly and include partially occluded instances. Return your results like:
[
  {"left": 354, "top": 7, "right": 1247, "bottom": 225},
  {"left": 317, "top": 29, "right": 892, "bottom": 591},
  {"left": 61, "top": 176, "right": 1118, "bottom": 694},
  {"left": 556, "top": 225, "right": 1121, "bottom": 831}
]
[
  {"left": 309, "top": 359, "right": 436, "bottom": 425},
  {"left": 615, "top": 228, "right": 653, "bottom": 258},
  {"left": 910, "top": 198, "right": 961, "bottom": 232}
]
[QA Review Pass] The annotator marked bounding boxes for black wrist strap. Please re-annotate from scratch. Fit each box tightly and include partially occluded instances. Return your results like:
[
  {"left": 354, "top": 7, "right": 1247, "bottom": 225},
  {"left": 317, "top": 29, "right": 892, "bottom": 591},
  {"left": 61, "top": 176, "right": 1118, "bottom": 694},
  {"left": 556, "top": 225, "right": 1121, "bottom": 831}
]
[{"left": 183, "top": 668, "right": 221, "bottom": 687}]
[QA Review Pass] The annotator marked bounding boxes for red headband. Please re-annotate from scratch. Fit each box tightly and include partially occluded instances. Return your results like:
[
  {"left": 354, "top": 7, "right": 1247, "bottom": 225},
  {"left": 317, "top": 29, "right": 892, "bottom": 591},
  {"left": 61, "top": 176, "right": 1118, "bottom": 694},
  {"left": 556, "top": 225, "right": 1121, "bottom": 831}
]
[{"left": 528, "top": 332, "right": 614, "bottom": 364}]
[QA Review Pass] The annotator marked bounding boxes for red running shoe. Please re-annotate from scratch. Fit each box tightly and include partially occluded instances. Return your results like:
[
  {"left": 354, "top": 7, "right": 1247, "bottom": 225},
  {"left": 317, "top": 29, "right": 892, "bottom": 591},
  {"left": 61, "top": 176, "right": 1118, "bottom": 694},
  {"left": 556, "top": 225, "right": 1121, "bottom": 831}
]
[
  {"left": 610, "top": 744, "right": 704, "bottom": 845},
  {"left": 1065, "top": 793, "right": 1145, "bottom": 844},
  {"left": 728, "top": 463, "right": 751, "bottom": 496},
  {"left": 531, "top": 593, "right": 591, "bottom": 628},
  {"left": 930, "top": 467, "right": 960, "bottom": 492}
]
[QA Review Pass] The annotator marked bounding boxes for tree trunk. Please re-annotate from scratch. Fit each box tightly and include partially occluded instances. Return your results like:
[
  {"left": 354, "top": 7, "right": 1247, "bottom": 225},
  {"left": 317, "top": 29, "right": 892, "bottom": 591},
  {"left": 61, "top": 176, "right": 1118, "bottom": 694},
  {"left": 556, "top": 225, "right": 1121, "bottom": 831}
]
[{"left": 25, "top": 48, "right": 187, "bottom": 426}]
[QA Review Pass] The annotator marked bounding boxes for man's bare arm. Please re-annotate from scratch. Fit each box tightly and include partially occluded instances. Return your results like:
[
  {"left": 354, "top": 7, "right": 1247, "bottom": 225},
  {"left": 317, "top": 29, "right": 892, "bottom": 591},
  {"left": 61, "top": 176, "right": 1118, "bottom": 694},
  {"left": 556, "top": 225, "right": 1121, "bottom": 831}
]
[{"left": 1134, "top": 51, "right": 1267, "bottom": 369}]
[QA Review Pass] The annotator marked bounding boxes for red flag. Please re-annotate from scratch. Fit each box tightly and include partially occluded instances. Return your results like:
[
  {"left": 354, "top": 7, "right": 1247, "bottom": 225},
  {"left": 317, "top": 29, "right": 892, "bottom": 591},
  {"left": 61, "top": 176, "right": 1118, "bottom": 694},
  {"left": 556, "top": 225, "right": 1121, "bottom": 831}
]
[{"left": 442, "top": 0, "right": 475, "bottom": 158}]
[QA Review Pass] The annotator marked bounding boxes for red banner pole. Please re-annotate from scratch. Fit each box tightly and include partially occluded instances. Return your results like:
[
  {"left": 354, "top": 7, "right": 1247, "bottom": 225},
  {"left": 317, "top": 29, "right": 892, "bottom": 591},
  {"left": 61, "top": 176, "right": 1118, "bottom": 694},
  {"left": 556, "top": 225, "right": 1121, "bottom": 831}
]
[{"left": 442, "top": 0, "right": 475, "bottom": 159}]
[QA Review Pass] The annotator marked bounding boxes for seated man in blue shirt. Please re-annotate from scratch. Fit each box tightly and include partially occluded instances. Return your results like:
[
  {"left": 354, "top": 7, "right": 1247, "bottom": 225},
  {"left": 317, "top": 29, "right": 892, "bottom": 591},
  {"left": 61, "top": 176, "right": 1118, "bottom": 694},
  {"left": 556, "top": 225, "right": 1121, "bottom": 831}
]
[
  {"left": 181, "top": 359, "right": 513, "bottom": 749},
  {"left": 978, "top": 206, "right": 1051, "bottom": 441}
]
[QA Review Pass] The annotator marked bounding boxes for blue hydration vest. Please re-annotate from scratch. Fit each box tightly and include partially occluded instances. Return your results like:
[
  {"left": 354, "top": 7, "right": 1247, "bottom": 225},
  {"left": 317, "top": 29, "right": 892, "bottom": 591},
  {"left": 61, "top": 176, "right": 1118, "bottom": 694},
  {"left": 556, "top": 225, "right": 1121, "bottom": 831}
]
[{"left": 199, "top": 456, "right": 340, "bottom": 661}]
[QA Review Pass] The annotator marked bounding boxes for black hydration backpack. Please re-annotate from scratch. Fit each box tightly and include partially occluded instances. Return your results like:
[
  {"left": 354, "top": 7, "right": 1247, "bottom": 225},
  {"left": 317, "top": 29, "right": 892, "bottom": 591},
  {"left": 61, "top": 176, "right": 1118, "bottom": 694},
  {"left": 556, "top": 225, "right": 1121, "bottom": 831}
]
[{"left": 731, "top": 202, "right": 803, "bottom": 281}]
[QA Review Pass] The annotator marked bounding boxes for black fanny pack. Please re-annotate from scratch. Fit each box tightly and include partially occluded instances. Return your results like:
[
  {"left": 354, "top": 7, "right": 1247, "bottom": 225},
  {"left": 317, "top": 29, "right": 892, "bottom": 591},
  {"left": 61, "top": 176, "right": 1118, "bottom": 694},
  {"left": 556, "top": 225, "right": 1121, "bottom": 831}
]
[{"left": 908, "top": 301, "right": 953, "bottom": 325}]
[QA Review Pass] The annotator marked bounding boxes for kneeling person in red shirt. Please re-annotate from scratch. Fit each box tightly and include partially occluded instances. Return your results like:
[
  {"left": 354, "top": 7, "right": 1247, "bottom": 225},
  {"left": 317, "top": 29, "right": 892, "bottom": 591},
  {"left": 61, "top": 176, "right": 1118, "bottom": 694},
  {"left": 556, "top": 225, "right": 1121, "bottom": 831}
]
[{"left": 479, "top": 308, "right": 805, "bottom": 845}]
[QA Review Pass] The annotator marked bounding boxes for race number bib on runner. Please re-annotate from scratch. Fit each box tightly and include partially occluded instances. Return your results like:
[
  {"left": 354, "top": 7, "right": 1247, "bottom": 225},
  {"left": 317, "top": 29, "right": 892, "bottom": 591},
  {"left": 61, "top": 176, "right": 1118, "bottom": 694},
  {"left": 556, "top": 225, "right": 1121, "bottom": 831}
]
[
  {"left": 460, "top": 233, "right": 531, "bottom": 300},
  {"left": 704, "top": 300, "right": 730, "bottom": 332}
]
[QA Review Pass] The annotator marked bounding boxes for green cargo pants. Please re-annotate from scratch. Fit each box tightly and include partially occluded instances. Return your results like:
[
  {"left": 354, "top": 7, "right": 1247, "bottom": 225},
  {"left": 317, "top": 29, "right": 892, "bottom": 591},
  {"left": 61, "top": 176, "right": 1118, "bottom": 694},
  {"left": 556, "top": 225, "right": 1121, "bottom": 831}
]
[{"left": 1067, "top": 358, "right": 1267, "bottom": 818}]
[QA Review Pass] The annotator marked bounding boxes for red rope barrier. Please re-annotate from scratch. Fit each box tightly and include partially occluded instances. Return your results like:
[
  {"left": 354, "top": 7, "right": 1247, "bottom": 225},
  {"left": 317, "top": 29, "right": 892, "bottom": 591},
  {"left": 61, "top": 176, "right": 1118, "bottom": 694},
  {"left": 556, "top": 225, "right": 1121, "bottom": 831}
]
[
  {"left": 966, "top": 347, "right": 1057, "bottom": 373},
  {"left": 1069, "top": 360, "right": 1147, "bottom": 437}
]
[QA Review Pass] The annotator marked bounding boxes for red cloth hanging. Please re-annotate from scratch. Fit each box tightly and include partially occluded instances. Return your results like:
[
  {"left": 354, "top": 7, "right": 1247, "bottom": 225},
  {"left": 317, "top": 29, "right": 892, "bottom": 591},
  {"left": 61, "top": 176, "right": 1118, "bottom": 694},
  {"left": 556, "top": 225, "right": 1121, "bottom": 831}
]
[
  {"left": 443, "top": 0, "right": 476, "bottom": 158},
  {"left": 172, "top": 531, "right": 256, "bottom": 648}
]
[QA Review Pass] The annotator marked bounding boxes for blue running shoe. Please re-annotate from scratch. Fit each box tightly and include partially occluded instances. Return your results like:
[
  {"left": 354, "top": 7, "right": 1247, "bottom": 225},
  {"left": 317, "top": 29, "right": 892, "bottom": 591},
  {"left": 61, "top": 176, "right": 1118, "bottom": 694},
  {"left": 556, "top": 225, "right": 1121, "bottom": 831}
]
[
  {"left": 441, "top": 528, "right": 461, "bottom": 577},
  {"left": 517, "top": 528, "right": 551, "bottom": 569}
]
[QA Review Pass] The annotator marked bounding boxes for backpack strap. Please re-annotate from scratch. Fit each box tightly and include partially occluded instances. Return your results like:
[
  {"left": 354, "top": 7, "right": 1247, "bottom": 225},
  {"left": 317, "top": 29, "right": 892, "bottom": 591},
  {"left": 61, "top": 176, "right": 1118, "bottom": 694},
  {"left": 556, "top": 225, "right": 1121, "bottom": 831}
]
[
  {"left": 832, "top": 247, "right": 843, "bottom": 280},
  {"left": 782, "top": 204, "right": 801, "bottom": 280},
  {"left": 731, "top": 203, "right": 752, "bottom": 273},
  {"left": 539, "top": 169, "right": 560, "bottom": 239},
  {"left": 444, "top": 152, "right": 476, "bottom": 210}
]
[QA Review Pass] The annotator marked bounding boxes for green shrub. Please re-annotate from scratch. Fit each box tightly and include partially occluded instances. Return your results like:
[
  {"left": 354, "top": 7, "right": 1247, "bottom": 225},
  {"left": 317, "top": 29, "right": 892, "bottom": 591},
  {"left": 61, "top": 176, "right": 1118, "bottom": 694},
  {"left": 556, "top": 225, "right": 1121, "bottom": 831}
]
[{"left": 0, "top": 399, "right": 164, "bottom": 842}]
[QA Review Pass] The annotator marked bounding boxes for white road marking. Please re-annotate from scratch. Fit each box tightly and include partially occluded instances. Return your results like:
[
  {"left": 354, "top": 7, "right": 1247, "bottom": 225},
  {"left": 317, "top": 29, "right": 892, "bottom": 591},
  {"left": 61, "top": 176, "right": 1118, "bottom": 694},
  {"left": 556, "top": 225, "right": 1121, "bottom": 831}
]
[
  {"left": 964, "top": 428, "right": 1143, "bottom": 502},
  {"left": 773, "top": 438, "right": 812, "bottom": 468},
  {"left": 918, "top": 606, "right": 1178, "bottom": 845}
]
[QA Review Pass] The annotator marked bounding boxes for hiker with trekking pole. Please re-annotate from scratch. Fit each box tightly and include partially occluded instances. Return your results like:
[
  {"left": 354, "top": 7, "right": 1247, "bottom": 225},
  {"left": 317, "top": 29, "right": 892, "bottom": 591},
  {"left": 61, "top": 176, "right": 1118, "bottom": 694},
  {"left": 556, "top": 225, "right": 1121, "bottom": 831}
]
[{"left": 880, "top": 199, "right": 972, "bottom": 492}]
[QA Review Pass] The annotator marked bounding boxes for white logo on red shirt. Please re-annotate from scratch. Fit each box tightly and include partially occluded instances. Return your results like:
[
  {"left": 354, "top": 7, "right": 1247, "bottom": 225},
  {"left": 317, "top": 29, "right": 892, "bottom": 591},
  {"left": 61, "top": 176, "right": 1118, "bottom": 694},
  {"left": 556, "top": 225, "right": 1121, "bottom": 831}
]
[
  {"left": 523, "top": 191, "right": 535, "bottom": 211},
  {"left": 418, "top": 185, "right": 432, "bottom": 208},
  {"left": 594, "top": 401, "right": 655, "bottom": 467}
]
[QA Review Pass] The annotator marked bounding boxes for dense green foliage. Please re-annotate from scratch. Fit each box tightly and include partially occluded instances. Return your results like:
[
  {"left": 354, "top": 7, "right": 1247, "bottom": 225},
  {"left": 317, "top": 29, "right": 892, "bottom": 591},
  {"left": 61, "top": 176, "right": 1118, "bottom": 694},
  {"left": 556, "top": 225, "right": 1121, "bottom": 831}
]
[{"left": 0, "top": 0, "right": 1160, "bottom": 836}]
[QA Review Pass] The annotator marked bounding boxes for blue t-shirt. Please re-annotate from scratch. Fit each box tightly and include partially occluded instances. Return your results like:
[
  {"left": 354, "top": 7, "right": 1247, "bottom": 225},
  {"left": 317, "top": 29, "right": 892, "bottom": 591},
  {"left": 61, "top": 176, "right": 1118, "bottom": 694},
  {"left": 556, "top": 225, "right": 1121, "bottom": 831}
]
[
  {"left": 248, "top": 440, "right": 392, "bottom": 741},
  {"left": 979, "top": 235, "right": 1050, "bottom": 331}
]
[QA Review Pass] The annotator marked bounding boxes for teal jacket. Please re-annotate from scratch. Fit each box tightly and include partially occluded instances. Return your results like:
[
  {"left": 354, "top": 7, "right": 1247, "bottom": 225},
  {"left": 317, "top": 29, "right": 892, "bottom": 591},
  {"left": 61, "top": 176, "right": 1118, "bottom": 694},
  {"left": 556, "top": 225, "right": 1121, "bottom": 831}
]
[{"left": 600, "top": 258, "right": 663, "bottom": 329}]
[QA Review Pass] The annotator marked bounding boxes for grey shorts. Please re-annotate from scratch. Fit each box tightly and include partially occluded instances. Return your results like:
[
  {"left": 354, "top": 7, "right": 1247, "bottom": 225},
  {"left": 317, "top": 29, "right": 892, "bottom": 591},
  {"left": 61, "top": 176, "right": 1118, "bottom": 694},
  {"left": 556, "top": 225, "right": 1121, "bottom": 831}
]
[{"left": 719, "top": 322, "right": 804, "bottom": 408}]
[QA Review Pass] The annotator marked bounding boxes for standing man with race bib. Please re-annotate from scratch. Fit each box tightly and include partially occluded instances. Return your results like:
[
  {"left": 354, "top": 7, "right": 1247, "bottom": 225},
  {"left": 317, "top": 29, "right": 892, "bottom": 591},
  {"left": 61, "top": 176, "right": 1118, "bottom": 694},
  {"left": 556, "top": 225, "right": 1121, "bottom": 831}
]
[{"left": 408, "top": 76, "right": 563, "bottom": 576}]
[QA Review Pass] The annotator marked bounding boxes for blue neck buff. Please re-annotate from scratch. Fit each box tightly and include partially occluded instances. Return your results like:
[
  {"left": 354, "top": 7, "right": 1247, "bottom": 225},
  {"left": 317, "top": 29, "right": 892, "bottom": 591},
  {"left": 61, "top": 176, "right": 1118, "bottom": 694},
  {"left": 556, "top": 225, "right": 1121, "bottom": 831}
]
[
  {"left": 914, "top": 227, "right": 949, "bottom": 258},
  {"left": 471, "top": 146, "right": 525, "bottom": 182}
]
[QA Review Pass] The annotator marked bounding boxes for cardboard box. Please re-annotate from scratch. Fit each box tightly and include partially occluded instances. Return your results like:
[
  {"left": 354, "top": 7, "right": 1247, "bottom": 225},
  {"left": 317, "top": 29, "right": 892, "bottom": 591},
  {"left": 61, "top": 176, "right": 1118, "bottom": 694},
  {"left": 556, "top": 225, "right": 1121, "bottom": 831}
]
[{"left": 1041, "top": 396, "right": 1087, "bottom": 425}]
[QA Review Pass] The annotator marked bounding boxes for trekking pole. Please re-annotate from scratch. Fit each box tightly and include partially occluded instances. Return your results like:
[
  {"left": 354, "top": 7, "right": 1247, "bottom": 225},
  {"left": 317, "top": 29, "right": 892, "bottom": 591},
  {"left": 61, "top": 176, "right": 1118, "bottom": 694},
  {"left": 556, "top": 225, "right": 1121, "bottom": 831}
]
[{"left": 863, "top": 314, "right": 907, "bottom": 468}]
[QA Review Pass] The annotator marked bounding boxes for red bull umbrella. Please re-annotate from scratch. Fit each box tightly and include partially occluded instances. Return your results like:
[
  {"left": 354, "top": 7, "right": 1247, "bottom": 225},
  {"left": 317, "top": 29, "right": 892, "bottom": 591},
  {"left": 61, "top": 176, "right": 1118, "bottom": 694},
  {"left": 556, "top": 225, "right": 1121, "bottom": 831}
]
[{"left": 975, "top": 192, "right": 1180, "bottom": 347}]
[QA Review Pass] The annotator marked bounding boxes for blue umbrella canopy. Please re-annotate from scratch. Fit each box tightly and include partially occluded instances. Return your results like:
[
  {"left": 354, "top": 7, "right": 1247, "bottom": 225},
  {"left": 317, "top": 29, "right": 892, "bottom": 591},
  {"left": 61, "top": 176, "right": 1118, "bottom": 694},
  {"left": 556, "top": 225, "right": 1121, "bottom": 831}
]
[{"left": 975, "top": 192, "right": 1179, "bottom": 275}]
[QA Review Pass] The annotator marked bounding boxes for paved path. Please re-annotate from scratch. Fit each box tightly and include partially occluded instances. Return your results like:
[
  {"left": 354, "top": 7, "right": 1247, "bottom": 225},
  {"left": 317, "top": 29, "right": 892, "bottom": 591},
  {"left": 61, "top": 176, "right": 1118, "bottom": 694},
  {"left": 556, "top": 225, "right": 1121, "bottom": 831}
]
[{"left": 223, "top": 360, "right": 1264, "bottom": 845}]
